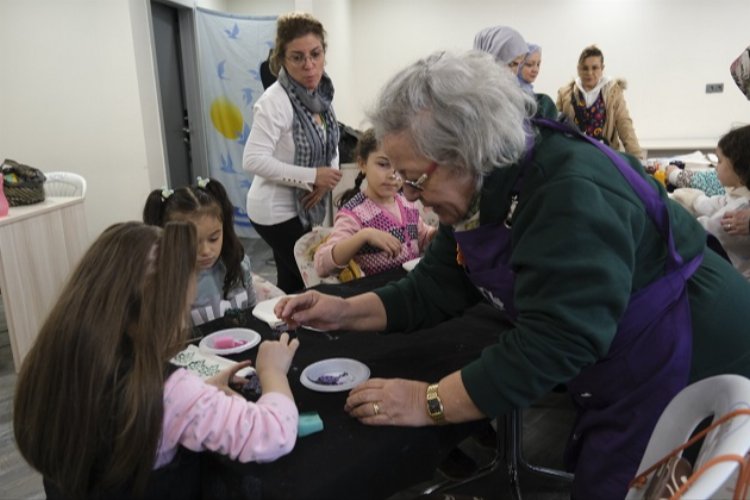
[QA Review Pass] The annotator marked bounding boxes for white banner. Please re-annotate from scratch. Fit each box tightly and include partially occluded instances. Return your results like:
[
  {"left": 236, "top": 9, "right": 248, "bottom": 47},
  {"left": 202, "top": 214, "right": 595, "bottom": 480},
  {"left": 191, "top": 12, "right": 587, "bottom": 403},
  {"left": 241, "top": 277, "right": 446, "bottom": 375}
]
[{"left": 195, "top": 8, "right": 276, "bottom": 238}]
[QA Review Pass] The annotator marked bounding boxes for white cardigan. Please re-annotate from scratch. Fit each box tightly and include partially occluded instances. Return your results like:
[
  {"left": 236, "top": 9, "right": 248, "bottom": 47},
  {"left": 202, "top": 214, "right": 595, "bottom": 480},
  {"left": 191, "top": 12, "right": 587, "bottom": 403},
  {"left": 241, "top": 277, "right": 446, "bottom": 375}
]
[{"left": 242, "top": 82, "right": 339, "bottom": 226}]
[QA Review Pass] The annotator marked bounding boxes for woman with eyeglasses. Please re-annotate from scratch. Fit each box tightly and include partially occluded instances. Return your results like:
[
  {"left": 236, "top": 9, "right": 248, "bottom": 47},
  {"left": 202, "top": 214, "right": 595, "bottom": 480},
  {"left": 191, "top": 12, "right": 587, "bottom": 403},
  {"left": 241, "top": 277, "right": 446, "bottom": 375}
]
[
  {"left": 243, "top": 12, "right": 342, "bottom": 293},
  {"left": 557, "top": 44, "right": 643, "bottom": 159},
  {"left": 274, "top": 50, "right": 750, "bottom": 499}
]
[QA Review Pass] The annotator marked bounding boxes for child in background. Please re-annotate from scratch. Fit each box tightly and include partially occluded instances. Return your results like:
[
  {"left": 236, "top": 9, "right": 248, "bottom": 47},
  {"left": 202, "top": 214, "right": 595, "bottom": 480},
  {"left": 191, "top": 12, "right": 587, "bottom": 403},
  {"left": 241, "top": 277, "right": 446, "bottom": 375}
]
[
  {"left": 671, "top": 125, "right": 750, "bottom": 279},
  {"left": 314, "top": 129, "right": 436, "bottom": 278},
  {"left": 144, "top": 178, "right": 263, "bottom": 325},
  {"left": 665, "top": 164, "right": 725, "bottom": 196},
  {"left": 14, "top": 222, "right": 299, "bottom": 499}
]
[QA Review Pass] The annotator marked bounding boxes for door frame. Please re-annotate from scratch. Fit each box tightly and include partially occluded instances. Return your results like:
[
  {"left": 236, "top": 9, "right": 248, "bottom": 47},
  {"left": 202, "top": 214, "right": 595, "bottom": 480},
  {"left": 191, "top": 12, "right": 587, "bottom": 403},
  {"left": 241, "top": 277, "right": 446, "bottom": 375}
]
[{"left": 149, "top": 0, "right": 209, "bottom": 184}]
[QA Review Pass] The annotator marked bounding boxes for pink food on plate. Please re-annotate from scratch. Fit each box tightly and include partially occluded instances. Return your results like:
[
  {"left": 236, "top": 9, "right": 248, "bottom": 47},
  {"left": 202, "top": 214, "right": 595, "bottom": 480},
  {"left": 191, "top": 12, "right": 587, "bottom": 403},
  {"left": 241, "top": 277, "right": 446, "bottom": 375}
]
[{"left": 212, "top": 336, "right": 247, "bottom": 349}]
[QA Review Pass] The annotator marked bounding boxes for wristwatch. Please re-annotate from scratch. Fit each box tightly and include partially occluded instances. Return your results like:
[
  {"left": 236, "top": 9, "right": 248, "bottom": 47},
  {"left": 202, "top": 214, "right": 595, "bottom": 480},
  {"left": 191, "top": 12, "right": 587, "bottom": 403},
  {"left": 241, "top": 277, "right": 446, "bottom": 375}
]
[{"left": 426, "top": 383, "right": 445, "bottom": 423}]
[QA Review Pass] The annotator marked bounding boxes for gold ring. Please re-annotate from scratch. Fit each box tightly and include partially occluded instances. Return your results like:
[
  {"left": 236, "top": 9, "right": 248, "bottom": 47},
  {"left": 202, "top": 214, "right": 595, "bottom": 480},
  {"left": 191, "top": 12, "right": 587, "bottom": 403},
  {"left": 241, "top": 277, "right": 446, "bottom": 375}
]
[{"left": 372, "top": 402, "right": 381, "bottom": 416}]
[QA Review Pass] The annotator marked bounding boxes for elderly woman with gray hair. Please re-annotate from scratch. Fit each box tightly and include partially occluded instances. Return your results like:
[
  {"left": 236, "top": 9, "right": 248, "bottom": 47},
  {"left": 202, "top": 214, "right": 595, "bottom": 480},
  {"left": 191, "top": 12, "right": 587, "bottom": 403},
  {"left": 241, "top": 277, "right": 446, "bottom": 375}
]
[{"left": 275, "top": 51, "right": 750, "bottom": 499}]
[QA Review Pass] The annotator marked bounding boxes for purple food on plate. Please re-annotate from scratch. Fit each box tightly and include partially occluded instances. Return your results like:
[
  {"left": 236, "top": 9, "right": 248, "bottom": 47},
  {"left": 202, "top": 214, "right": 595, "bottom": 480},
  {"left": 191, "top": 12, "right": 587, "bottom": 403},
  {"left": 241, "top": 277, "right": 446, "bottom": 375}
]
[{"left": 311, "top": 371, "right": 349, "bottom": 385}]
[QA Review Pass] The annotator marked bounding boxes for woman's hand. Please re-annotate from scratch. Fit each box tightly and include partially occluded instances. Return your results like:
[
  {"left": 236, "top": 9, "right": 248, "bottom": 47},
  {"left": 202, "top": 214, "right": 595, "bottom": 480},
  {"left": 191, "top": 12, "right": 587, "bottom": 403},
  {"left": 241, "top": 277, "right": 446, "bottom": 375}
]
[
  {"left": 362, "top": 228, "right": 402, "bottom": 258},
  {"left": 345, "top": 378, "right": 433, "bottom": 426},
  {"left": 721, "top": 208, "right": 750, "bottom": 236},
  {"left": 206, "top": 360, "right": 254, "bottom": 397},
  {"left": 274, "top": 291, "right": 348, "bottom": 331},
  {"left": 301, "top": 184, "right": 328, "bottom": 210},
  {"left": 314, "top": 167, "right": 343, "bottom": 190}
]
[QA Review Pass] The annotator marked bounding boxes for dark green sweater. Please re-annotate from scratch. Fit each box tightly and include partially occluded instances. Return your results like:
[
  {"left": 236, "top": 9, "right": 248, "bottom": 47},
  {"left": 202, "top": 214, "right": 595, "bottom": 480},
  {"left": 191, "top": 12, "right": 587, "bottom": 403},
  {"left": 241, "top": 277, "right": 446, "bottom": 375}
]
[{"left": 375, "top": 125, "right": 750, "bottom": 418}]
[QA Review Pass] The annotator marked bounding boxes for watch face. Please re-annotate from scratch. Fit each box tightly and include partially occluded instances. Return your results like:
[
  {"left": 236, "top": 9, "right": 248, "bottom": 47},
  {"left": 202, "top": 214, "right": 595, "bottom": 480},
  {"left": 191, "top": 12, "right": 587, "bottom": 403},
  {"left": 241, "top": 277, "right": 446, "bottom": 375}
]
[{"left": 427, "top": 397, "right": 442, "bottom": 415}]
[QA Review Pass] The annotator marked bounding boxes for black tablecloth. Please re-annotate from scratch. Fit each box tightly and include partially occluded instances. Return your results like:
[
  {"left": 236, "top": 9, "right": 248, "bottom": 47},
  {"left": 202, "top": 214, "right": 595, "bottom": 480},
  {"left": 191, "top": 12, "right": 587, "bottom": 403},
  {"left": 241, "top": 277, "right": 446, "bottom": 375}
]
[{"left": 195, "top": 271, "right": 508, "bottom": 500}]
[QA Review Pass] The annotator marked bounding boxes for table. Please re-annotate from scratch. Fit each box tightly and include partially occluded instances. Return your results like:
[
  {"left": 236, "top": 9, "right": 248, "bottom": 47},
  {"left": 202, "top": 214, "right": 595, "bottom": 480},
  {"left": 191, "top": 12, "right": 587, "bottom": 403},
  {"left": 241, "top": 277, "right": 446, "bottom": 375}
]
[
  {"left": 194, "top": 271, "right": 509, "bottom": 500},
  {"left": 0, "top": 197, "right": 89, "bottom": 371}
]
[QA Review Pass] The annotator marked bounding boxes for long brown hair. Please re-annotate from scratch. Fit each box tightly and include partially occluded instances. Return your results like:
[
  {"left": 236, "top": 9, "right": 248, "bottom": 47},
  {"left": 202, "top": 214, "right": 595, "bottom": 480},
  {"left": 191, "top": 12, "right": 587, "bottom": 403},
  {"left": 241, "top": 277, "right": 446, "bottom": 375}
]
[{"left": 13, "top": 221, "right": 197, "bottom": 498}]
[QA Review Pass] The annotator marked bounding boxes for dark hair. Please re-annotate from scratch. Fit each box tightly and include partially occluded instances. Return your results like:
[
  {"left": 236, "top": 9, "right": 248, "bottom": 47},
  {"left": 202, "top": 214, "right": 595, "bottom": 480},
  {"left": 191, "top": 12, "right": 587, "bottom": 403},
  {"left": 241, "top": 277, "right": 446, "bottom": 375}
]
[
  {"left": 718, "top": 124, "right": 750, "bottom": 187},
  {"left": 336, "top": 128, "right": 379, "bottom": 208},
  {"left": 578, "top": 45, "right": 604, "bottom": 66},
  {"left": 14, "top": 221, "right": 197, "bottom": 498},
  {"left": 143, "top": 178, "right": 245, "bottom": 298},
  {"left": 270, "top": 12, "right": 327, "bottom": 76}
]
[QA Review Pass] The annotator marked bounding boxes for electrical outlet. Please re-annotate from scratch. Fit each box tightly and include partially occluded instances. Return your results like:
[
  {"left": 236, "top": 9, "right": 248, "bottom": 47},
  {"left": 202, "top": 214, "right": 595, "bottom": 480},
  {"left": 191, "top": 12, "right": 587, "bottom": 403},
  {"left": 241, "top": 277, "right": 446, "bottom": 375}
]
[{"left": 705, "top": 83, "right": 724, "bottom": 93}]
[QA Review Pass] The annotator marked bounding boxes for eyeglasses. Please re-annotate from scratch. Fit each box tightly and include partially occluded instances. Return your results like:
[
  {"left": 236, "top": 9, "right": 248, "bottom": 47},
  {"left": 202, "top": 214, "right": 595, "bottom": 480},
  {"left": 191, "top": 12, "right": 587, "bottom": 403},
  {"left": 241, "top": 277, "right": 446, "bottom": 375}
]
[
  {"left": 285, "top": 50, "right": 325, "bottom": 67},
  {"left": 402, "top": 162, "right": 438, "bottom": 192}
]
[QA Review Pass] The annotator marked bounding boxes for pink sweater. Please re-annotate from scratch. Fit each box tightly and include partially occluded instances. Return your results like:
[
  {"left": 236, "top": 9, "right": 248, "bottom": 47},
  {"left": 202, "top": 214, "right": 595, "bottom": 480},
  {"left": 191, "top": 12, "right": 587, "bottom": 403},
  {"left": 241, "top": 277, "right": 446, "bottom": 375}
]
[
  {"left": 314, "top": 193, "right": 436, "bottom": 277},
  {"left": 155, "top": 368, "right": 298, "bottom": 468}
]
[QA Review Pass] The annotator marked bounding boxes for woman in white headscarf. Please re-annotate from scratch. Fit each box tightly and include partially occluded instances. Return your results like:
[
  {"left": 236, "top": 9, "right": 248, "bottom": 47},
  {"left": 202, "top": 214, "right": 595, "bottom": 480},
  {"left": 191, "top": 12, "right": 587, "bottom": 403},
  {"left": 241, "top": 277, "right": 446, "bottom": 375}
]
[
  {"left": 473, "top": 26, "right": 557, "bottom": 118},
  {"left": 517, "top": 43, "right": 541, "bottom": 93},
  {"left": 472, "top": 25, "right": 528, "bottom": 72}
]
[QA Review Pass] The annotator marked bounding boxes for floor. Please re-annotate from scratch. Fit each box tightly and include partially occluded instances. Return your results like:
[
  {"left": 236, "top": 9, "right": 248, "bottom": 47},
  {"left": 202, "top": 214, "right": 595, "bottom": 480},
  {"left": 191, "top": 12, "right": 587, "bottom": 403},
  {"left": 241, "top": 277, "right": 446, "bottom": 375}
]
[{"left": 0, "top": 236, "right": 573, "bottom": 500}]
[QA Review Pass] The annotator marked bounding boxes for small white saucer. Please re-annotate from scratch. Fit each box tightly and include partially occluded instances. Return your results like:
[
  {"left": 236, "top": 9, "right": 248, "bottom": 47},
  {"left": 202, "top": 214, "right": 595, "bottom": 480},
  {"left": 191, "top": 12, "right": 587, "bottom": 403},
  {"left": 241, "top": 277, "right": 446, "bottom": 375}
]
[
  {"left": 252, "top": 295, "right": 291, "bottom": 329},
  {"left": 300, "top": 358, "right": 370, "bottom": 392},
  {"left": 402, "top": 257, "right": 421, "bottom": 272},
  {"left": 199, "top": 328, "right": 261, "bottom": 355}
]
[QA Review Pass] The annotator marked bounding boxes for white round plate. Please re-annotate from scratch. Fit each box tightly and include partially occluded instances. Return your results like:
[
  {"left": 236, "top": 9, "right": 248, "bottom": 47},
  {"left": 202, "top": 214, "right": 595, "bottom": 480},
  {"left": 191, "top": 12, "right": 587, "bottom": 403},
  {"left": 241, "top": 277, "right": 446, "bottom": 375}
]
[
  {"left": 199, "top": 328, "right": 262, "bottom": 355},
  {"left": 300, "top": 358, "right": 370, "bottom": 392},
  {"left": 402, "top": 257, "right": 421, "bottom": 272}
]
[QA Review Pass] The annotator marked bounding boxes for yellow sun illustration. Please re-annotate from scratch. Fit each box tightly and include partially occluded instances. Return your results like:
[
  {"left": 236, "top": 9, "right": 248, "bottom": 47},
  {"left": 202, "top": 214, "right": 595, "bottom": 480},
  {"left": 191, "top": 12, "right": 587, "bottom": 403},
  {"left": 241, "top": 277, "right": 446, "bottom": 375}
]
[{"left": 210, "top": 97, "right": 244, "bottom": 139}]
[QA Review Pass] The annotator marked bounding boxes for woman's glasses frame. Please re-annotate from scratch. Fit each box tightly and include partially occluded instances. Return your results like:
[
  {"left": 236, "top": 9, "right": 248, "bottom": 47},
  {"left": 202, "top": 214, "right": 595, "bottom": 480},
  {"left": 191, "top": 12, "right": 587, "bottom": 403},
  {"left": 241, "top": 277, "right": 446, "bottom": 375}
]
[
  {"left": 285, "top": 49, "right": 325, "bottom": 67},
  {"left": 402, "top": 162, "right": 438, "bottom": 192}
]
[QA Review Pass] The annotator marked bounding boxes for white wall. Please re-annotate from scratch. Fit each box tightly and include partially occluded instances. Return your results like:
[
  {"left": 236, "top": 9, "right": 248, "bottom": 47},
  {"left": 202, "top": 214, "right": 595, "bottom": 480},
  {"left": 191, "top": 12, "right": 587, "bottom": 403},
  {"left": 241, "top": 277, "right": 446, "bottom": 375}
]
[
  {"left": 0, "top": 0, "right": 157, "bottom": 240},
  {"left": 1, "top": 0, "right": 748, "bottom": 241},
  {"left": 223, "top": 0, "right": 750, "bottom": 146},
  {"left": 343, "top": 0, "right": 750, "bottom": 149}
]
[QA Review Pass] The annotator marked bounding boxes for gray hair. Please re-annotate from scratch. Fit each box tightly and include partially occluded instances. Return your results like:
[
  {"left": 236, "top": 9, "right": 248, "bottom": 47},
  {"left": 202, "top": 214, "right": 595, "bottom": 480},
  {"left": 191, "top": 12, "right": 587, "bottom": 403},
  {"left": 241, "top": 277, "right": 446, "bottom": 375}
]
[{"left": 368, "top": 50, "right": 536, "bottom": 178}]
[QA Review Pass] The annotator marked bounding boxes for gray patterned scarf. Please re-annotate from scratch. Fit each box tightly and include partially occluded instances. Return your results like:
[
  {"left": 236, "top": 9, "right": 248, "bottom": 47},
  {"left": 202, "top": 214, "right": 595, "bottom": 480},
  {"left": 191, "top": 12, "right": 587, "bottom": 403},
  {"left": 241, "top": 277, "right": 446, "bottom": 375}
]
[{"left": 277, "top": 67, "right": 340, "bottom": 229}]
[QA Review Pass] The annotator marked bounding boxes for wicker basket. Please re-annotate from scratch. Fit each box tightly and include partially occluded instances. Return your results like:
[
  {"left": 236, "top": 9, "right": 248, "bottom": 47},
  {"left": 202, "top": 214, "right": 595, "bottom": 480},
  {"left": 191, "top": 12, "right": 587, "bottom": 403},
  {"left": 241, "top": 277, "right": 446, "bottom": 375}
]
[{"left": 1, "top": 159, "right": 46, "bottom": 206}]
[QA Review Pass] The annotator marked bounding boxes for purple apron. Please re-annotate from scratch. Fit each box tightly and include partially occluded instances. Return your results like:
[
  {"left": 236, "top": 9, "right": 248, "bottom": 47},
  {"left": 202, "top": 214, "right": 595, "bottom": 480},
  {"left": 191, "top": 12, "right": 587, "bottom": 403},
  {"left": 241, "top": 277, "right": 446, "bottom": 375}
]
[{"left": 454, "top": 118, "right": 702, "bottom": 499}]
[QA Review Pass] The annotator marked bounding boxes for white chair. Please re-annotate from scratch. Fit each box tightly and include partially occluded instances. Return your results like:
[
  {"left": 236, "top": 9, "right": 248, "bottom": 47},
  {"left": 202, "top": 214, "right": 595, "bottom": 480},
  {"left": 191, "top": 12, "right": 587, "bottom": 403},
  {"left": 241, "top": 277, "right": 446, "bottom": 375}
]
[
  {"left": 44, "top": 171, "right": 87, "bottom": 198},
  {"left": 293, "top": 226, "right": 341, "bottom": 288},
  {"left": 626, "top": 374, "right": 750, "bottom": 499}
]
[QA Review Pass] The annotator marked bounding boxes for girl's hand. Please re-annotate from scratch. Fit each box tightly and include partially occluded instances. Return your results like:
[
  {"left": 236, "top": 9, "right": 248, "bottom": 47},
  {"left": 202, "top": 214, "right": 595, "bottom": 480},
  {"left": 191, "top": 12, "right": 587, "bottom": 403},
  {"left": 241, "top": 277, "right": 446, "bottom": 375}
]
[
  {"left": 206, "top": 360, "right": 253, "bottom": 397},
  {"left": 314, "top": 167, "right": 343, "bottom": 190},
  {"left": 255, "top": 333, "right": 300, "bottom": 377},
  {"left": 721, "top": 208, "right": 750, "bottom": 236},
  {"left": 345, "top": 378, "right": 433, "bottom": 427},
  {"left": 363, "top": 228, "right": 402, "bottom": 258},
  {"left": 255, "top": 333, "right": 299, "bottom": 398}
]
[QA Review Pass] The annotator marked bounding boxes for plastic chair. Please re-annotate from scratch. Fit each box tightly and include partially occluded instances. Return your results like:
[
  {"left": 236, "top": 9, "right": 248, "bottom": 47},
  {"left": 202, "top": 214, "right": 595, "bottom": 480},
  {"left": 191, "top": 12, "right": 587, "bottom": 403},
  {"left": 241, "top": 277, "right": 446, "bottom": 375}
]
[
  {"left": 44, "top": 171, "right": 87, "bottom": 198},
  {"left": 504, "top": 408, "right": 574, "bottom": 499},
  {"left": 293, "top": 226, "right": 341, "bottom": 288},
  {"left": 251, "top": 273, "right": 284, "bottom": 302},
  {"left": 626, "top": 374, "right": 750, "bottom": 499},
  {"left": 417, "top": 407, "right": 574, "bottom": 500}
]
